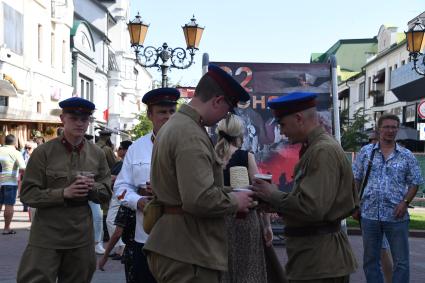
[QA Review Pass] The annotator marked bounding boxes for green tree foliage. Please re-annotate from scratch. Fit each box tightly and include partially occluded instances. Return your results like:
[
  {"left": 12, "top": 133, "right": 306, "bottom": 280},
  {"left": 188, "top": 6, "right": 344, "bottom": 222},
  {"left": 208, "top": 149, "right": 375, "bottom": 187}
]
[
  {"left": 340, "top": 107, "right": 369, "bottom": 152},
  {"left": 130, "top": 111, "right": 152, "bottom": 139}
]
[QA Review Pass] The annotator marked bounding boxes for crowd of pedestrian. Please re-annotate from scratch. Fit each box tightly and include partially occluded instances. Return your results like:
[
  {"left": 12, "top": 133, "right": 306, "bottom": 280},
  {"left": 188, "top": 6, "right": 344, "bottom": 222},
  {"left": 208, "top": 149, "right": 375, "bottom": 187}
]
[{"left": 0, "top": 63, "right": 422, "bottom": 283}]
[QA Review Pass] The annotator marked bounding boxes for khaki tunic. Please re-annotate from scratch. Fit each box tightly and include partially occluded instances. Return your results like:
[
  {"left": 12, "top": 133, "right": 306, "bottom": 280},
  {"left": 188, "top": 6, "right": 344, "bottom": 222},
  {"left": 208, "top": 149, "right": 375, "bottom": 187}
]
[
  {"left": 96, "top": 139, "right": 117, "bottom": 169},
  {"left": 20, "top": 137, "right": 111, "bottom": 249},
  {"left": 144, "top": 104, "right": 238, "bottom": 271},
  {"left": 264, "top": 127, "right": 358, "bottom": 280}
]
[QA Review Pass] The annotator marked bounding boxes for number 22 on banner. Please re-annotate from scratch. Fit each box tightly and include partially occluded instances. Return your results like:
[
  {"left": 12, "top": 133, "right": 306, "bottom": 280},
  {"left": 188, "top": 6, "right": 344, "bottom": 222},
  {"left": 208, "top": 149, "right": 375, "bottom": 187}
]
[{"left": 220, "top": 66, "right": 253, "bottom": 93}]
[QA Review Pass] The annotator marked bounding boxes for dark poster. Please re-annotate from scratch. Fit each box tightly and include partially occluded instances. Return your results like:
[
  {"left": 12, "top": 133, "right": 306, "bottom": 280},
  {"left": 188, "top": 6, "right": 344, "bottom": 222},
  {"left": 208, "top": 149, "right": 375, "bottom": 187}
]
[{"left": 210, "top": 62, "right": 332, "bottom": 192}]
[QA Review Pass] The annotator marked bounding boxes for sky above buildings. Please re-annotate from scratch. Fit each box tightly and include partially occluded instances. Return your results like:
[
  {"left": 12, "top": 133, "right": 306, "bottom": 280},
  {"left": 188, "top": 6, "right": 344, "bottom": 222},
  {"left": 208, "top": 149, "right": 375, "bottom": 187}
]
[{"left": 130, "top": 0, "right": 423, "bottom": 86}]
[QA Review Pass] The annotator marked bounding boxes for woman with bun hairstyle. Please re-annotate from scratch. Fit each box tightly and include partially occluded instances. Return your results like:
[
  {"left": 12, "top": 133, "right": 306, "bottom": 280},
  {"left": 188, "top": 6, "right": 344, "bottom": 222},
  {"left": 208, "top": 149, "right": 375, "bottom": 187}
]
[{"left": 215, "top": 114, "right": 273, "bottom": 283}]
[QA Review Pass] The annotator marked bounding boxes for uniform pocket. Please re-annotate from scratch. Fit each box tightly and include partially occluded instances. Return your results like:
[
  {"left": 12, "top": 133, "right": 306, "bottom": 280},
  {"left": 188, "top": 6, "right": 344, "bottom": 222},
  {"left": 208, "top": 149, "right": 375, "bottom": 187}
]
[{"left": 46, "top": 169, "right": 69, "bottom": 188}]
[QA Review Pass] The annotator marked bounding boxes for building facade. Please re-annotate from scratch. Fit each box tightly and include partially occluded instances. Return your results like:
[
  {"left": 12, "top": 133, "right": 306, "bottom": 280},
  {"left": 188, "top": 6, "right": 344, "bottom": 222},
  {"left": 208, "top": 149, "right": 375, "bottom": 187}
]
[
  {"left": 73, "top": 0, "right": 152, "bottom": 146},
  {"left": 333, "top": 21, "right": 424, "bottom": 152},
  {"left": 362, "top": 25, "right": 410, "bottom": 130},
  {"left": 100, "top": 0, "right": 152, "bottom": 146},
  {"left": 0, "top": 0, "right": 74, "bottom": 146},
  {"left": 310, "top": 38, "right": 377, "bottom": 122}
]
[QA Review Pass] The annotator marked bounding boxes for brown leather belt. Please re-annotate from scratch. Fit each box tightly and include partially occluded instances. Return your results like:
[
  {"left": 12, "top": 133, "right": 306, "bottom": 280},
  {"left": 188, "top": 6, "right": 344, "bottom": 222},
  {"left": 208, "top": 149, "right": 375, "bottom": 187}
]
[
  {"left": 284, "top": 222, "right": 341, "bottom": 237},
  {"left": 65, "top": 200, "right": 88, "bottom": 207},
  {"left": 163, "top": 206, "right": 184, "bottom": 215}
]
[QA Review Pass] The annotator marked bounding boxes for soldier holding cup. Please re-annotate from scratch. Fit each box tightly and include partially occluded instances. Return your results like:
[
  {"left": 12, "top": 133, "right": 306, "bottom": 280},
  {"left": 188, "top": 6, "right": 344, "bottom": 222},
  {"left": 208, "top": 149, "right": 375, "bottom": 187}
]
[
  {"left": 17, "top": 97, "right": 111, "bottom": 283},
  {"left": 251, "top": 92, "right": 357, "bottom": 283}
]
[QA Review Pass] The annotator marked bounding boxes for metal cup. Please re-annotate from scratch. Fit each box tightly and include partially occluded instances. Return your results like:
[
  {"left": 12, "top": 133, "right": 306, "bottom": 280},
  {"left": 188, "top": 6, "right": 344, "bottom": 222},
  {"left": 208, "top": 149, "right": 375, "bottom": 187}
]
[{"left": 254, "top": 173, "right": 273, "bottom": 183}]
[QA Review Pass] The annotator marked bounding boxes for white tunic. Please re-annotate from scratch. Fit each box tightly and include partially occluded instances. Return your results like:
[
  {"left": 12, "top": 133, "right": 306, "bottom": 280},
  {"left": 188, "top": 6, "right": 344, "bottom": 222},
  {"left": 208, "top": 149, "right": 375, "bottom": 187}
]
[{"left": 114, "top": 132, "right": 153, "bottom": 244}]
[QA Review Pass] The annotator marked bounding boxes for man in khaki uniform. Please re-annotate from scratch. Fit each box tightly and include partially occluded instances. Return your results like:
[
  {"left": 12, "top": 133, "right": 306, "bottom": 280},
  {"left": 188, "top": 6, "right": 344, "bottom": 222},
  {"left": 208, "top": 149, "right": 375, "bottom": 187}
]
[
  {"left": 144, "top": 64, "right": 255, "bottom": 283},
  {"left": 17, "top": 97, "right": 112, "bottom": 283},
  {"left": 96, "top": 129, "right": 117, "bottom": 169},
  {"left": 252, "top": 92, "right": 358, "bottom": 283}
]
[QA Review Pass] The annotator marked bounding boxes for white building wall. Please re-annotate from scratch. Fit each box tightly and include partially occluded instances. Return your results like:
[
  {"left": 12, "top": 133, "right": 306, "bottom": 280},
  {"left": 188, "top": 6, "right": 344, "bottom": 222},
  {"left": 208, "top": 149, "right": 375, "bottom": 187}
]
[
  {"left": 73, "top": 0, "right": 107, "bottom": 34},
  {"left": 0, "top": 0, "right": 73, "bottom": 123},
  {"left": 351, "top": 79, "right": 366, "bottom": 117},
  {"left": 72, "top": 0, "right": 111, "bottom": 138},
  {"left": 104, "top": 0, "right": 153, "bottom": 145},
  {"left": 362, "top": 26, "right": 410, "bottom": 130}
]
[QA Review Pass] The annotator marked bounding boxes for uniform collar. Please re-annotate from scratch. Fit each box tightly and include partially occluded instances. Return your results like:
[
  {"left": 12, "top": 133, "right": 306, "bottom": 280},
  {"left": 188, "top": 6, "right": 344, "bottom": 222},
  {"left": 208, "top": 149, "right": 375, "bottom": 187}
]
[
  {"left": 179, "top": 104, "right": 212, "bottom": 145},
  {"left": 179, "top": 104, "right": 204, "bottom": 127},
  {"left": 298, "top": 127, "right": 326, "bottom": 157},
  {"left": 306, "top": 126, "right": 326, "bottom": 147},
  {"left": 61, "top": 136, "right": 85, "bottom": 153}
]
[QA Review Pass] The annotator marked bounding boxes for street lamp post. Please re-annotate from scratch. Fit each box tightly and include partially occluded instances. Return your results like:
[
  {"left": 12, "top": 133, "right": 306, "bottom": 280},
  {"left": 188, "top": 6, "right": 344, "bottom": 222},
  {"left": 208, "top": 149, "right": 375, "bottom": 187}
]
[
  {"left": 128, "top": 13, "right": 204, "bottom": 87},
  {"left": 405, "top": 19, "right": 425, "bottom": 76}
]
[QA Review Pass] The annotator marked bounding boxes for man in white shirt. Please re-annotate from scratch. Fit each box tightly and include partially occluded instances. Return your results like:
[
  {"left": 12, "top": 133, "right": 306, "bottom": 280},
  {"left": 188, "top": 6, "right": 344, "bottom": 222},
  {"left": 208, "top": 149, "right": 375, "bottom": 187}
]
[{"left": 114, "top": 87, "right": 180, "bottom": 283}]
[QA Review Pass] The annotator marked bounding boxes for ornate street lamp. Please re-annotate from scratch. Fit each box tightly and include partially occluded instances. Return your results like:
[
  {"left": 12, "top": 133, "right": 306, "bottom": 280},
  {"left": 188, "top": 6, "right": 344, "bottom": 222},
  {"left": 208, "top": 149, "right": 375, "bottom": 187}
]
[
  {"left": 405, "top": 19, "right": 425, "bottom": 76},
  {"left": 128, "top": 13, "right": 204, "bottom": 87}
]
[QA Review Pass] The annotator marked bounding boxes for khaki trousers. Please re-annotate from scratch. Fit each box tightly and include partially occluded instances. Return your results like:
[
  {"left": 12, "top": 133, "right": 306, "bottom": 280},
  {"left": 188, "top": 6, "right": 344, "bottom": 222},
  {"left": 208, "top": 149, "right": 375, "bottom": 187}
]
[
  {"left": 17, "top": 244, "right": 96, "bottom": 283},
  {"left": 289, "top": 275, "right": 350, "bottom": 283},
  {"left": 147, "top": 252, "right": 221, "bottom": 283}
]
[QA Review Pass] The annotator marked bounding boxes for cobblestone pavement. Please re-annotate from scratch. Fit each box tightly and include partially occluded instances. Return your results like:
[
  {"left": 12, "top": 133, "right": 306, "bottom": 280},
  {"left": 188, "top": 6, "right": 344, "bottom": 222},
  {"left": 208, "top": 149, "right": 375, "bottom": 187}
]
[{"left": 1, "top": 203, "right": 425, "bottom": 282}]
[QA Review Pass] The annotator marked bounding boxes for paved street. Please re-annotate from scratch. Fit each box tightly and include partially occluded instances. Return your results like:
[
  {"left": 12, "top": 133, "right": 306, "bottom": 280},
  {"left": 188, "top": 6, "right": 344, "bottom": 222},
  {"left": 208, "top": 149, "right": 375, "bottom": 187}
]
[{"left": 1, "top": 203, "right": 425, "bottom": 282}]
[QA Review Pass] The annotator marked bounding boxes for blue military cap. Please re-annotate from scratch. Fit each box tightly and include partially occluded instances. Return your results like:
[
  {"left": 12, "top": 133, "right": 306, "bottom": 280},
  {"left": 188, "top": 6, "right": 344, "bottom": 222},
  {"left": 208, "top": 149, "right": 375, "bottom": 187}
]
[
  {"left": 142, "top": 88, "right": 180, "bottom": 106},
  {"left": 268, "top": 92, "right": 317, "bottom": 118},
  {"left": 59, "top": 97, "right": 95, "bottom": 115},
  {"left": 206, "top": 64, "right": 250, "bottom": 108}
]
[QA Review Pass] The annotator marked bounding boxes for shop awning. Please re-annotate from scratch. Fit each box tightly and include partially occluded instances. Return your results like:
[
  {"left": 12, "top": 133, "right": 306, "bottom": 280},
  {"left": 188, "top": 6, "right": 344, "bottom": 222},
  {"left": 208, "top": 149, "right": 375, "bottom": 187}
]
[
  {"left": 0, "top": 117, "right": 61, "bottom": 124},
  {"left": 338, "top": 88, "right": 349, "bottom": 100},
  {"left": 373, "top": 70, "right": 385, "bottom": 83},
  {"left": 396, "top": 126, "right": 419, "bottom": 141},
  {"left": 392, "top": 76, "right": 425, "bottom": 102},
  {"left": 0, "top": 79, "right": 17, "bottom": 97}
]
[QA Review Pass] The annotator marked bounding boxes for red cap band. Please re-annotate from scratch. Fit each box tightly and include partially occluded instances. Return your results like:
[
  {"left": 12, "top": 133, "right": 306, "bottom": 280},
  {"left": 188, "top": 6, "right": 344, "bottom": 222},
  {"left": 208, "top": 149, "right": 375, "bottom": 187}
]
[{"left": 271, "top": 99, "right": 316, "bottom": 118}]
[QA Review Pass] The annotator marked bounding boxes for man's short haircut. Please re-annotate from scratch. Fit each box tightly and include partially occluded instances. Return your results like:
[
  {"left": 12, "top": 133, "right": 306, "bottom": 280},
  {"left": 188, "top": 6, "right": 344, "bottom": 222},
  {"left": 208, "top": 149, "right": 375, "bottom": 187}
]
[
  {"left": 119, "top": 140, "right": 133, "bottom": 150},
  {"left": 5, "top": 134, "right": 15, "bottom": 145},
  {"left": 194, "top": 74, "right": 224, "bottom": 102},
  {"left": 377, "top": 113, "right": 400, "bottom": 128}
]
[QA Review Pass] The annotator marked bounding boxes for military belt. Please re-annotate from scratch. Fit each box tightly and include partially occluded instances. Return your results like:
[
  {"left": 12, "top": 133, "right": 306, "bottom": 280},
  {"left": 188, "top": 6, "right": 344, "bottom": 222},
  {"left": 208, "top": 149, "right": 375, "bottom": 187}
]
[
  {"left": 163, "top": 206, "right": 184, "bottom": 215},
  {"left": 284, "top": 222, "right": 341, "bottom": 237}
]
